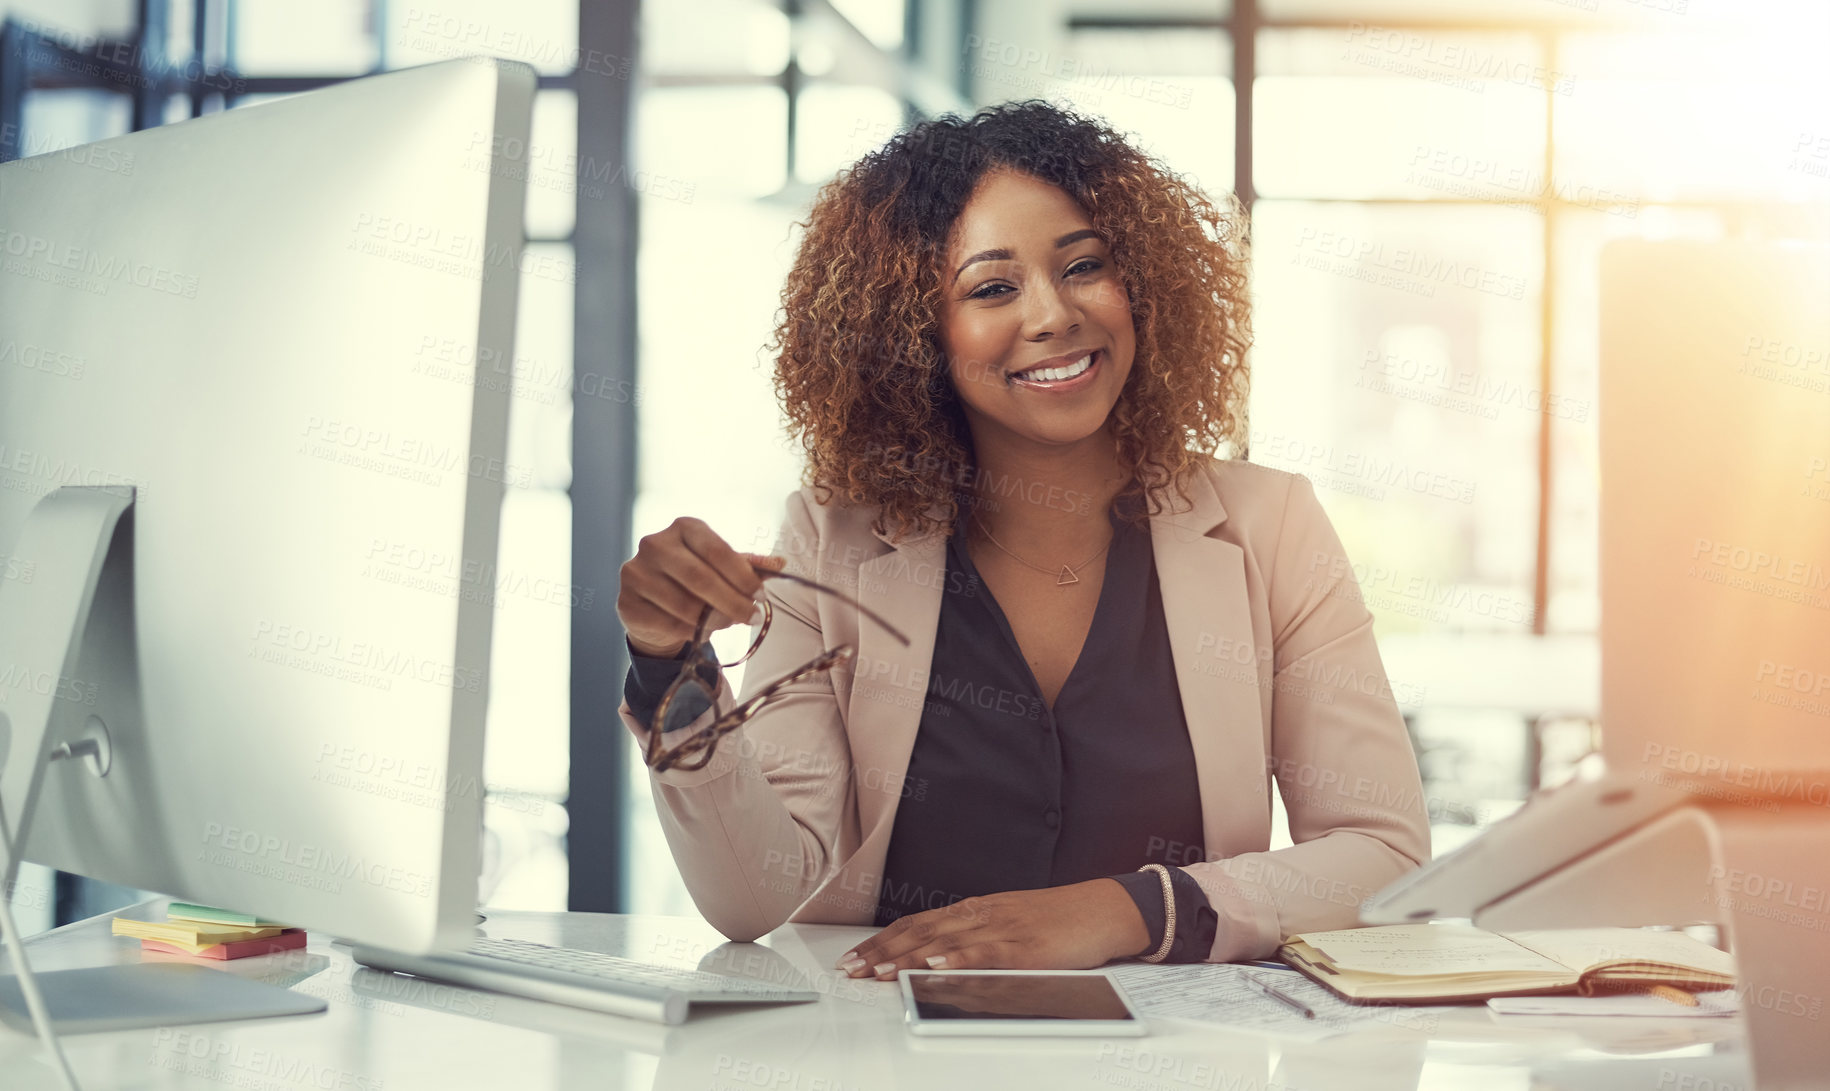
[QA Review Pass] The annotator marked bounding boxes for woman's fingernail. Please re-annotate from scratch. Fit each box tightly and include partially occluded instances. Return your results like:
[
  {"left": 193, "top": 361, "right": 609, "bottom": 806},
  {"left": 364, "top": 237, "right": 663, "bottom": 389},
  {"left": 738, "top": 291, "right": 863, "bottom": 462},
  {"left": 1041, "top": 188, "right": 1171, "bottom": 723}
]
[
  {"left": 748, "top": 604, "right": 765, "bottom": 625},
  {"left": 837, "top": 950, "right": 857, "bottom": 964},
  {"left": 925, "top": 956, "right": 948, "bottom": 969},
  {"left": 873, "top": 962, "right": 896, "bottom": 977},
  {"left": 840, "top": 958, "right": 867, "bottom": 974}
]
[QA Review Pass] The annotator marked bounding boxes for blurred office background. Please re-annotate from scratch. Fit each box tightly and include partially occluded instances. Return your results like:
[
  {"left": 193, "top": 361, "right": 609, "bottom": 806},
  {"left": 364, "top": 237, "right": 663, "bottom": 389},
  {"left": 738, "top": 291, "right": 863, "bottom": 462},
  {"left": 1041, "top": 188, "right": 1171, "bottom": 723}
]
[{"left": 3, "top": 0, "right": 1826, "bottom": 932}]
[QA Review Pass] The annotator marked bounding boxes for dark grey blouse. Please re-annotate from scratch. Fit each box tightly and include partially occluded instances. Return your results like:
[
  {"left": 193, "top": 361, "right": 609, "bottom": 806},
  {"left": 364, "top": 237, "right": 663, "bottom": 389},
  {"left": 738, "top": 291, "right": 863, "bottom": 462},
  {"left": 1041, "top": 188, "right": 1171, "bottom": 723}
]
[{"left": 624, "top": 493, "right": 1218, "bottom": 962}]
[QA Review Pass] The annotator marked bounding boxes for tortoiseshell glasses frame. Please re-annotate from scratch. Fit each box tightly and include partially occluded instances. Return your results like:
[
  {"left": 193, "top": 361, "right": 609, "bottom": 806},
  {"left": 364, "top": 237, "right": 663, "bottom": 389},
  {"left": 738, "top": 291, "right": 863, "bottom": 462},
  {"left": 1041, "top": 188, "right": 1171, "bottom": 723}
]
[{"left": 643, "top": 562, "right": 910, "bottom": 773}]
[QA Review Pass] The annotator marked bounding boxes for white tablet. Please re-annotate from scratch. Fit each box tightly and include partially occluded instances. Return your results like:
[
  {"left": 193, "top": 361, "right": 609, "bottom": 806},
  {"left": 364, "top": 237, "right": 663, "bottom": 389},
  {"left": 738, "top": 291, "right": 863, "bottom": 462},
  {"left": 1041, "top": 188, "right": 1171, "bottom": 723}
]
[{"left": 899, "top": 970, "right": 1148, "bottom": 1037}]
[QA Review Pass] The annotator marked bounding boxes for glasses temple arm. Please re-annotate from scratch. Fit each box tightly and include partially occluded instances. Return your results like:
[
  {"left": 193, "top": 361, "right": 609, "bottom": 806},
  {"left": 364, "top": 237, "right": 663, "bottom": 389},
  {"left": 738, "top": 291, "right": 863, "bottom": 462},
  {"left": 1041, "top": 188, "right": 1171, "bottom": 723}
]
[{"left": 754, "top": 566, "right": 911, "bottom": 647}]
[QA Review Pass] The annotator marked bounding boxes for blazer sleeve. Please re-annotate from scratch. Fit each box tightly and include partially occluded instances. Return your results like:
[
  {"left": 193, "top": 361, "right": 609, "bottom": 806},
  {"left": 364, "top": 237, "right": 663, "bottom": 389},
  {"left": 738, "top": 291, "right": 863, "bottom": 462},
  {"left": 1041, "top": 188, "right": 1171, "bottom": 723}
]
[
  {"left": 1182, "top": 472, "right": 1432, "bottom": 961},
  {"left": 614, "top": 491, "right": 857, "bottom": 942}
]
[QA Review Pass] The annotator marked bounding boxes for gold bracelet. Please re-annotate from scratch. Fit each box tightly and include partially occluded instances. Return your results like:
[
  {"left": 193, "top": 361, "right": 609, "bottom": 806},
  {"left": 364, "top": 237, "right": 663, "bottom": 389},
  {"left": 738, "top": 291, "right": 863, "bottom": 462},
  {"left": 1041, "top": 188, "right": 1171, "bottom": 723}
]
[{"left": 1136, "top": 863, "right": 1176, "bottom": 963}]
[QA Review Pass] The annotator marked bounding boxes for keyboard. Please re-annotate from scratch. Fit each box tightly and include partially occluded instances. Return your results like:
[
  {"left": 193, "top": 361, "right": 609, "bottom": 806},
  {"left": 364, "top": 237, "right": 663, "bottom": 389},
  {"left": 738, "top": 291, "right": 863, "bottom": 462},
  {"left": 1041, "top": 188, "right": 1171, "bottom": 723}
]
[{"left": 350, "top": 936, "right": 820, "bottom": 1025}]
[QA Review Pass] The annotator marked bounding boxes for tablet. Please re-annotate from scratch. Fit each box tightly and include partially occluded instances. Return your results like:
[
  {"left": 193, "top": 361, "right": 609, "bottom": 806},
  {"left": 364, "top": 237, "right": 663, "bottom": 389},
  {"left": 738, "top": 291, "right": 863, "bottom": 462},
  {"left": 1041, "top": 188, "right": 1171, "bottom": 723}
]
[{"left": 899, "top": 970, "right": 1148, "bottom": 1037}]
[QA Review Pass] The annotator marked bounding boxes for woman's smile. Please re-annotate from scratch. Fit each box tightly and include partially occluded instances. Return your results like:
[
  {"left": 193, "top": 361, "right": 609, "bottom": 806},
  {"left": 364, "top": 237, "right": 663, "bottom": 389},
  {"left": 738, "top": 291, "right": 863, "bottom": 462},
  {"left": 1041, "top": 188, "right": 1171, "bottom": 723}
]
[{"left": 1007, "top": 347, "right": 1103, "bottom": 391}]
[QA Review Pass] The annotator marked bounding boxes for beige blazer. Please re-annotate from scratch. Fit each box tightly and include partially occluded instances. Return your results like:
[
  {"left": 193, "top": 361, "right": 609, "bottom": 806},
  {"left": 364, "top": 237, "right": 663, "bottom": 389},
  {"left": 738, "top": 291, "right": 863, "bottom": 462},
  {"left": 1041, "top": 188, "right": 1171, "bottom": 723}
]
[{"left": 618, "top": 458, "right": 1431, "bottom": 962}]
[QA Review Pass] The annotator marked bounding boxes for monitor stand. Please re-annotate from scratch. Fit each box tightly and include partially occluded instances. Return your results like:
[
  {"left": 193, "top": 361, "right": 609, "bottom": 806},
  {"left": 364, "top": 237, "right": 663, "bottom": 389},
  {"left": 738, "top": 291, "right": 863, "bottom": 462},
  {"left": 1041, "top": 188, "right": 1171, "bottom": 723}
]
[
  {"left": 1476, "top": 796, "right": 1830, "bottom": 1091},
  {"left": 0, "top": 486, "right": 326, "bottom": 1029}
]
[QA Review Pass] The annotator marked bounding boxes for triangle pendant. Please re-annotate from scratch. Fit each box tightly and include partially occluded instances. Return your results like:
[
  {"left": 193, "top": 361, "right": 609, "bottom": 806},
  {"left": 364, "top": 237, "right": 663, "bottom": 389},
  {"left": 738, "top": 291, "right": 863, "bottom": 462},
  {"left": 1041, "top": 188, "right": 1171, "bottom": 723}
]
[{"left": 1056, "top": 565, "right": 1080, "bottom": 586}]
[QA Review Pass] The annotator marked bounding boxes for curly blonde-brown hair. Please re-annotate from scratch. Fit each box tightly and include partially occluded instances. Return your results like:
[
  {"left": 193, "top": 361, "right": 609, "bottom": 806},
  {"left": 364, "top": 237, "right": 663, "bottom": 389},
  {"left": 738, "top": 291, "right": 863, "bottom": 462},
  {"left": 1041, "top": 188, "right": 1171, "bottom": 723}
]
[{"left": 769, "top": 99, "right": 1251, "bottom": 543}]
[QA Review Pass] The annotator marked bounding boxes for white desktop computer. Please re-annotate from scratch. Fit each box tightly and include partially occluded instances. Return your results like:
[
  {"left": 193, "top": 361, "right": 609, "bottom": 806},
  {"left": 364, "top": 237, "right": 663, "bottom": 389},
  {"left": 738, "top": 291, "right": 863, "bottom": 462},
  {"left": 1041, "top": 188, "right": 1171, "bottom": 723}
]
[
  {"left": 1362, "top": 240, "right": 1830, "bottom": 1089},
  {"left": 0, "top": 60, "right": 816, "bottom": 1065},
  {"left": 0, "top": 56, "right": 535, "bottom": 1023}
]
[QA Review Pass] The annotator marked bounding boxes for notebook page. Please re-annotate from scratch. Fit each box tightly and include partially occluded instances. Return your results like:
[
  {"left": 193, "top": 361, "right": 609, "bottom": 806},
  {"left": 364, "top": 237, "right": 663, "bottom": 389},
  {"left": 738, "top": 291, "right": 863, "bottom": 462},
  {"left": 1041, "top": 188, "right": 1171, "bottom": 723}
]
[
  {"left": 1498, "top": 929, "right": 1736, "bottom": 976},
  {"left": 1295, "top": 924, "right": 1570, "bottom": 976},
  {"left": 1489, "top": 989, "right": 1740, "bottom": 1017}
]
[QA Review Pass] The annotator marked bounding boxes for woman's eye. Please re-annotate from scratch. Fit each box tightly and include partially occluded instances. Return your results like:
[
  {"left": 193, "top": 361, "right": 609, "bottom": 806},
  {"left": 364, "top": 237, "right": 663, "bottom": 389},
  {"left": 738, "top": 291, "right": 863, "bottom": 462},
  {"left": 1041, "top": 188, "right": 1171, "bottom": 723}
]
[{"left": 966, "top": 259, "right": 1100, "bottom": 299}]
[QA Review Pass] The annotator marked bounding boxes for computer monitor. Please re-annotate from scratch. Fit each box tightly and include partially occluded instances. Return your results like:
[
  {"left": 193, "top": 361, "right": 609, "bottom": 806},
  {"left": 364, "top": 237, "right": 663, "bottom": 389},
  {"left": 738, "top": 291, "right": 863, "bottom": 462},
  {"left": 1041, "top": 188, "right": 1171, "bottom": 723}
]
[
  {"left": 1596, "top": 240, "right": 1830, "bottom": 790},
  {"left": 1360, "top": 240, "right": 1830, "bottom": 1086},
  {"left": 1363, "top": 239, "right": 1830, "bottom": 928},
  {"left": 0, "top": 58, "right": 534, "bottom": 963}
]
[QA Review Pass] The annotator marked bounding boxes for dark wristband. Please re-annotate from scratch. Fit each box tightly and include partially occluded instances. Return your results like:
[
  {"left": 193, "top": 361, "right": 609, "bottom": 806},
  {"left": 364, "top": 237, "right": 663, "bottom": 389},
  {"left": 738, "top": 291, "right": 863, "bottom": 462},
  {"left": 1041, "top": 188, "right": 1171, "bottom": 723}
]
[
  {"left": 1111, "top": 867, "right": 1220, "bottom": 964},
  {"left": 622, "top": 638, "right": 717, "bottom": 726}
]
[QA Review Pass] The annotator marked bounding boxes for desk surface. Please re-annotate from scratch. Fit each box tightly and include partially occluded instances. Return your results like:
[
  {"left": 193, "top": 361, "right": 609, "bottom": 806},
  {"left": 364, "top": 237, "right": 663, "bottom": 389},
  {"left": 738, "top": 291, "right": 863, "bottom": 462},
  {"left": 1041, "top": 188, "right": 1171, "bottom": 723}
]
[{"left": 3, "top": 899, "right": 1753, "bottom": 1091}]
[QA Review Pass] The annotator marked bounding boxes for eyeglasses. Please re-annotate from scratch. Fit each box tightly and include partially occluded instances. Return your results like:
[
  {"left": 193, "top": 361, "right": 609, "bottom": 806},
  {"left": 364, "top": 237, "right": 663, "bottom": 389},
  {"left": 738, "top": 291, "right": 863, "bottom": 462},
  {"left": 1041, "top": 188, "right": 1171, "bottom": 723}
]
[{"left": 644, "top": 562, "right": 911, "bottom": 773}]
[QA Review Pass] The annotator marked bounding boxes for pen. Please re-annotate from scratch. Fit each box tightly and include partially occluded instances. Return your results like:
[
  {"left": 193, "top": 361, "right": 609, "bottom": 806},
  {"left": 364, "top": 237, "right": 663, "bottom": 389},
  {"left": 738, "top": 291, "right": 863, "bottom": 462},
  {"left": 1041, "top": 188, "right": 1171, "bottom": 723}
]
[
  {"left": 1244, "top": 970, "right": 1316, "bottom": 1019},
  {"left": 1239, "top": 958, "right": 1298, "bottom": 973}
]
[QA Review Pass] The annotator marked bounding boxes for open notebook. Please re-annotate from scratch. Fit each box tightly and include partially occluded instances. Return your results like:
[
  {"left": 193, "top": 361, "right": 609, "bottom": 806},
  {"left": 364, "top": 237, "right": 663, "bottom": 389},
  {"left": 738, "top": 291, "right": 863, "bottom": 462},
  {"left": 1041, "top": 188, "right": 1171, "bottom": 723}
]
[{"left": 1278, "top": 924, "right": 1734, "bottom": 1004}]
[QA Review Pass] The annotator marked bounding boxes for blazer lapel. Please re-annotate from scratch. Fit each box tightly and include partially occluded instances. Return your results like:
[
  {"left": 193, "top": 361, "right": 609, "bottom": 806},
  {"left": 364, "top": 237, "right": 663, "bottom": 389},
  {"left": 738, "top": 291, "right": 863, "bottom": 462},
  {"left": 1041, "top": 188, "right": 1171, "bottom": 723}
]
[
  {"left": 1150, "top": 466, "right": 1274, "bottom": 860},
  {"left": 845, "top": 526, "right": 946, "bottom": 843}
]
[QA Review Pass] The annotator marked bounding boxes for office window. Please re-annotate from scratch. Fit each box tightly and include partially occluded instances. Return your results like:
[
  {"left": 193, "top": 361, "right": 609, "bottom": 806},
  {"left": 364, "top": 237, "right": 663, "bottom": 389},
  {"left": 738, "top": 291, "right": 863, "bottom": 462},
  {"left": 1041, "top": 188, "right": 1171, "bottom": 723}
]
[
  {"left": 471, "top": 241, "right": 577, "bottom": 909},
  {"left": 481, "top": 490, "right": 574, "bottom": 908},
  {"left": 642, "top": 0, "right": 789, "bottom": 75},
  {"left": 1062, "top": 27, "right": 1235, "bottom": 203},
  {"left": 1554, "top": 31, "right": 1830, "bottom": 204},
  {"left": 20, "top": 89, "right": 130, "bottom": 155},
  {"left": 972, "top": 25, "right": 1235, "bottom": 202},
  {"left": 626, "top": 193, "right": 806, "bottom": 918},
  {"left": 167, "top": 0, "right": 199, "bottom": 56},
  {"left": 633, "top": 87, "right": 790, "bottom": 201},
  {"left": 1252, "top": 27, "right": 1548, "bottom": 636},
  {"left": 525, "top": 90, "right": 582, "bottom": 240},
  {"left": 1255, "top": 28, "right": 1548, "bottom": 201},
  {"left": 795, "top": 83, "right": 902, "bottom": 185},
  {"left": 233, "top": 0, "right": 377, "bottom": 74},
  {"left": 507, "top": 242, "right": 577, "bottom": 491},
  {"left": 384, "top": 0, "right": 581, "bottom": 75},
  {"left": 1251, "top": 201, "right": 1542, "bottom": 635},
  {"left": 831, "top": 0, "right": 906, "bottom": 51},
  {"left": 1259, "top": 0, "right": 1639, "bottom": 20}
]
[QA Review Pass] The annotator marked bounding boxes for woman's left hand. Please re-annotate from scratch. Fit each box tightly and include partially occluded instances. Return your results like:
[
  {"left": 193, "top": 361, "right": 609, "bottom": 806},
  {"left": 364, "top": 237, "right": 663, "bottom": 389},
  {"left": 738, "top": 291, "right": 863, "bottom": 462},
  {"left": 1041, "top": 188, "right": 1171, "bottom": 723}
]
[{"left": 834, "top": 879, "right": 1150, "bottom": 979}]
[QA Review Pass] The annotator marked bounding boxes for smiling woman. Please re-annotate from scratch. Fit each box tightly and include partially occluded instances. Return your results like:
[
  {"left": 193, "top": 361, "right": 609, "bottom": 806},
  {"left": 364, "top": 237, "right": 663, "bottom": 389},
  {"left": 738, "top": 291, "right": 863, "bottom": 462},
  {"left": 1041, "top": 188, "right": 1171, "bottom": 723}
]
[{"left": 613, "top": 100, "right": 1430, "bottom": 980}]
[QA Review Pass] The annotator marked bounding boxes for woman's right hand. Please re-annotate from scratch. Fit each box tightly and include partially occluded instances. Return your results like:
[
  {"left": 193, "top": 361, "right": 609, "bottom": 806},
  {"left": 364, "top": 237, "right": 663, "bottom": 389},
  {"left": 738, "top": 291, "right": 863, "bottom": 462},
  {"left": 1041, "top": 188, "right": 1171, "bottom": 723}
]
[{"left": 617, "top": 516, "right": 785, "bottom": 659}]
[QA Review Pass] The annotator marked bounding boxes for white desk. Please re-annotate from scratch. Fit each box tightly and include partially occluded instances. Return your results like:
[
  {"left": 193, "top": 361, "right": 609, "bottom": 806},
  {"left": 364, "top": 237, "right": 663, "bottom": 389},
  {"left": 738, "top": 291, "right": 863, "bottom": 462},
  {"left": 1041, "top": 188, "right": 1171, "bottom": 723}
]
[{"left": 2, "top": 899, "right": 1754, "bottom": 1091}]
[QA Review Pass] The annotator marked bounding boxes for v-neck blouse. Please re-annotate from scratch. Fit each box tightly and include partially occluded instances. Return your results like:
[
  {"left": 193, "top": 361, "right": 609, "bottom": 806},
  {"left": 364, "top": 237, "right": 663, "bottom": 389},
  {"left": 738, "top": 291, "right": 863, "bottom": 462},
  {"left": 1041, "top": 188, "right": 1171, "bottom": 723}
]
[{"left": 869, "top": 492, "right": 1216, "bottom": 959}]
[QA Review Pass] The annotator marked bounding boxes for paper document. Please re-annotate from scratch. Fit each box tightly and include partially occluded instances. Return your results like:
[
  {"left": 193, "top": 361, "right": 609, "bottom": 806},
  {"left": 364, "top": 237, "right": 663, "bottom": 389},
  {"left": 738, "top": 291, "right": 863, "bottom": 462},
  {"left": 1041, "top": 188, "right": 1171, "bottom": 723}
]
[{"left": 1108, "top": 963, "right": 1455, "bottom": 1040}]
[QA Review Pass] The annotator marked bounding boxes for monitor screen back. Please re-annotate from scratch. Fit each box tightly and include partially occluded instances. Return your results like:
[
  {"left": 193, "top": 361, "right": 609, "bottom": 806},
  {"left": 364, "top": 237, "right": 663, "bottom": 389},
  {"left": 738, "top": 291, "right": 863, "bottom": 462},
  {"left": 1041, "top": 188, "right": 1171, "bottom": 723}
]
[
  {"left": 1600, "top": 240, "right": 1830, "bottom": 801},
  {"left": 0, "top": 59, "right": 533, "bottom": 952}
]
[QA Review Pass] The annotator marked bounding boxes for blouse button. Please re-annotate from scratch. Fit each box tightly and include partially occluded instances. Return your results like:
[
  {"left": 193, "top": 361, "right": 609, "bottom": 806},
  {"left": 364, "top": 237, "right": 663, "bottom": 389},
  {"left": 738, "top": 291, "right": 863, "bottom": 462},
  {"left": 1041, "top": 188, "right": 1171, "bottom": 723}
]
[{"left": 1043, "top": 808, "right": 1060, "bottom": 829}]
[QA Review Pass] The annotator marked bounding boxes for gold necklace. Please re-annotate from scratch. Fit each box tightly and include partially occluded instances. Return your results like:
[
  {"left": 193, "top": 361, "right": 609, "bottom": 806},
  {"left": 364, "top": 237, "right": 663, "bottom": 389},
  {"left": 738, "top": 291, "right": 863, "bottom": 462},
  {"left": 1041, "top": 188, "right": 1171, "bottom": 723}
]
[{"left": 972, "top": 516, "right": 1112, "bottom": 587}]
